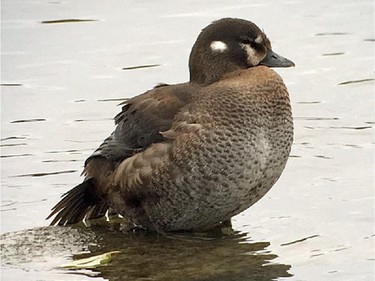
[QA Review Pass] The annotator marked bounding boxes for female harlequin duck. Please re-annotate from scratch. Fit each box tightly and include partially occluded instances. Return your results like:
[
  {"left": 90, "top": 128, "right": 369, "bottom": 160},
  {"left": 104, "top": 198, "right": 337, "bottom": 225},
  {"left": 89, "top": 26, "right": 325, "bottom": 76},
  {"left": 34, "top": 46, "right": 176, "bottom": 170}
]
[{"left": 48, "top": 18, "right": 295, "bottom": 232}]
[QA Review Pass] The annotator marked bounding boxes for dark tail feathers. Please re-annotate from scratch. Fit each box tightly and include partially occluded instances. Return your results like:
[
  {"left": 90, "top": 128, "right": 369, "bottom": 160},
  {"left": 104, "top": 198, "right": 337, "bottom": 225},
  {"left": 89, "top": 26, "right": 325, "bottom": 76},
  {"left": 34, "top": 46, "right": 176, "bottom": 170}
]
[{"left": 47, "top": 179, "right": 108, "bottom": 226}]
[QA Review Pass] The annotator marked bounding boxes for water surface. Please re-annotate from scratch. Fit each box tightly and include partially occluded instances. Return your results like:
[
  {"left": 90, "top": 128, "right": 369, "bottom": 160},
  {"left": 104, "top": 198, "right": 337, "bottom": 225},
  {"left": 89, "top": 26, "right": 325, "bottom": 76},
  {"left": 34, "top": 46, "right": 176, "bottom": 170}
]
[{"left": 1, "top": 0, "right": 374, "bottom": 280}]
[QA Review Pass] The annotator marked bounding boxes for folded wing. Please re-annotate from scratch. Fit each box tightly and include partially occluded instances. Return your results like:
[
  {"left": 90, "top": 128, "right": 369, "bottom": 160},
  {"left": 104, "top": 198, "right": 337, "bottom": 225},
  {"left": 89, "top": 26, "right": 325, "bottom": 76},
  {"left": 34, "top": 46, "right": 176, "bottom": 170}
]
[{"left": 47, "top": 83, "right": 193, "bottom": 225}]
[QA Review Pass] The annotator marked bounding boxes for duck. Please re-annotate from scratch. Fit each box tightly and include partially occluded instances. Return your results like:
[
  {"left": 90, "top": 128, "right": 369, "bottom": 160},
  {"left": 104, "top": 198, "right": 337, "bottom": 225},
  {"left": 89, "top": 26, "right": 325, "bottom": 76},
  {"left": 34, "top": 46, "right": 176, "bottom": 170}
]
[{"left": 47, "top": 18, "right": 295, "bottom": 232}]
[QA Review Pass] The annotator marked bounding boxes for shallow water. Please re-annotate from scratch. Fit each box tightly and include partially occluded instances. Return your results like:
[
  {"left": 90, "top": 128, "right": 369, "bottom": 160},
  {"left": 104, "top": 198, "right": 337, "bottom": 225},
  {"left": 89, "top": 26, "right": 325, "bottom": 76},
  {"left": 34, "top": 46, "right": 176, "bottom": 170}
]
[
  {"left": 1, "top": 0, "right": 374, "bottom": 280},
  {"left": 1, "top": 225, "right": 292, "bottom": 281}
]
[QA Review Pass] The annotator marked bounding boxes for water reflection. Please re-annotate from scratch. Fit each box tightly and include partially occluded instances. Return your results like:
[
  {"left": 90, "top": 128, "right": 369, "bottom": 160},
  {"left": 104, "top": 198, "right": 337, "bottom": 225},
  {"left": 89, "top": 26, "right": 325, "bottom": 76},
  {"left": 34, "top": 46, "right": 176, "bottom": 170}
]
[{"left": 1, "top": 225, "right": 292, "bottom": 281}]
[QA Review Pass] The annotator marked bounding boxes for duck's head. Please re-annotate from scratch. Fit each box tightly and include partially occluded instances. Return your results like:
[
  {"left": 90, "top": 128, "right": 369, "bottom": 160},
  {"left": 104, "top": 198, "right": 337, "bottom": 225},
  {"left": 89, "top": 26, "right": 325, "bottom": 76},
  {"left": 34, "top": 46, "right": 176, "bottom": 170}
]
[{"left": 189, "top": 18, "right": 295, "bottom": 84}]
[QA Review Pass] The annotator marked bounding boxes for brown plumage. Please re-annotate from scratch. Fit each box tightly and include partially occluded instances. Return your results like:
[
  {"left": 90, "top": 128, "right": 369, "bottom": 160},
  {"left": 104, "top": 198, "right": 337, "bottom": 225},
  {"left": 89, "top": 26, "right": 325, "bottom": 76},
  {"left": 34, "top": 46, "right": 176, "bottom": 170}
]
[{"left": 47, "top": 18, "right": 294, "bottom": 232}]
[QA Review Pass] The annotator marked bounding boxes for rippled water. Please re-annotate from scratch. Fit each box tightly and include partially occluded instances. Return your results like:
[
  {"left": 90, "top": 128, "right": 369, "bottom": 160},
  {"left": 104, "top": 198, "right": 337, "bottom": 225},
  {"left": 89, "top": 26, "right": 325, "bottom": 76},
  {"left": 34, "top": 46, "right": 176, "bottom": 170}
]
[
  {"left": 1, "top": 0, "right": 374, "bottom": 280},
  {"left": 1, "top": 225, "right": 292, "bottom": 280}
]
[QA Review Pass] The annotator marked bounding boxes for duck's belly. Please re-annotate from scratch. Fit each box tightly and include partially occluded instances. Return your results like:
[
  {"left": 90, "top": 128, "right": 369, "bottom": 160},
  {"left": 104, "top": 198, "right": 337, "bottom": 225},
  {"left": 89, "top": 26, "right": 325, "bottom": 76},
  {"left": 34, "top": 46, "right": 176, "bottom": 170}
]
[{"left": 144, "top": 123, "right": 293, "bottom": 232}]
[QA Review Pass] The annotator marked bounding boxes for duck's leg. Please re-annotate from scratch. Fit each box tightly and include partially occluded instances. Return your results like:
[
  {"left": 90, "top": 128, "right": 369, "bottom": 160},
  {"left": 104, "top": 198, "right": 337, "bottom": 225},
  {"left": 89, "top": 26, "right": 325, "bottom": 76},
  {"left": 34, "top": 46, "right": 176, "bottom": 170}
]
[
  {"left": 220, "top": 219, "right": 235, "bottom": 236},
  {"left": 191, "top": 219, "right": 234, "bottom": 236},
  {"left": 221, "top": 219, "right": 232, "bottom": 228}
]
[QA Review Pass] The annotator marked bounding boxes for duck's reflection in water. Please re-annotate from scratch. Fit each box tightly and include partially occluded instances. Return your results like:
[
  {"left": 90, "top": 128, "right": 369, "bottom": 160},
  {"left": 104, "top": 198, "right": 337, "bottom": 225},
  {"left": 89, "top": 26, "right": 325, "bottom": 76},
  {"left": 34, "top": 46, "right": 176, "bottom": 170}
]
[
  {"left": 1, "top": 224, "right": 292, "bottom": 280},
  {"left": 73, "top": 224, "right": 292, "bottom": 281}
]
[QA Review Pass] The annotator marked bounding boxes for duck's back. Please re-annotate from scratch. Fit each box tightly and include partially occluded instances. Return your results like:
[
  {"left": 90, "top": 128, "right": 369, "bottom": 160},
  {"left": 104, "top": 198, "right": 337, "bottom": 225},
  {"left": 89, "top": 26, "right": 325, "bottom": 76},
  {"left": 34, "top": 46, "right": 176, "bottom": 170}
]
[{"left": 112, "top": 66, "right": 293, "bottom": 231}]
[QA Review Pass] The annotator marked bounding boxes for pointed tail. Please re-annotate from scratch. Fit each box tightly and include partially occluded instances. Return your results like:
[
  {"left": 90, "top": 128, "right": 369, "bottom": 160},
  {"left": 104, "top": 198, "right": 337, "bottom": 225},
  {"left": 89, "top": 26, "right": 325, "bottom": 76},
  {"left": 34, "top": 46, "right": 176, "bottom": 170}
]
[{"left": 47, "top": 178, "right": 108, "bottom": 226}]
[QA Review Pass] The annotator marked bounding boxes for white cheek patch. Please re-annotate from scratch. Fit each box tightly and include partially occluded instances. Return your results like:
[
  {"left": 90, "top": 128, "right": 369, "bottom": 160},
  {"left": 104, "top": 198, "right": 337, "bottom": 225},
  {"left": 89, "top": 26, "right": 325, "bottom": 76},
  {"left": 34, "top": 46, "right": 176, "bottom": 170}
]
[
  {"left": 210, "top": 41, "right": 228, "bottom": 53},
  {"left": 254, "top": 34, "right": 263, "bottom": 44},
  {"left": 240, "top": 43, "right": 263, "bottom": 66}
]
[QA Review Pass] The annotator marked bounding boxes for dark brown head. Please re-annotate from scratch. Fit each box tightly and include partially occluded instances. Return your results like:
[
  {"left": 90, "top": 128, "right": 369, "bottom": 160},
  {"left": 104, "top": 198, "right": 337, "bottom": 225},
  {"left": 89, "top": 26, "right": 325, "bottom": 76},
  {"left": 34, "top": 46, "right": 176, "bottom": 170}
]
[{"left": 189, "top": 18, "right": 294, "bottom": 85}]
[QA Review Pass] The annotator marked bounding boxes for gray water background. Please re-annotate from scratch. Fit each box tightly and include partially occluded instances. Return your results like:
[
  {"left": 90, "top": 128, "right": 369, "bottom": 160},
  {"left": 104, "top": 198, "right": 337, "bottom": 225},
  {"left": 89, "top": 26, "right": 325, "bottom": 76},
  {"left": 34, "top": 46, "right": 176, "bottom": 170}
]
[{"left": 1, "top": 0, "right": 374, "bottom": 280}]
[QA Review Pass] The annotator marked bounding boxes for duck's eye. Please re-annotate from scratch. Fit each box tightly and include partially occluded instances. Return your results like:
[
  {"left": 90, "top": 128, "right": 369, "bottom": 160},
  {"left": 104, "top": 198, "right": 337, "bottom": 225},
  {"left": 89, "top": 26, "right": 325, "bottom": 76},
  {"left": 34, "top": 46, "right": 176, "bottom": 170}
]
[{"left": 240, "top": 37, "right": 253, "bottom": 45}]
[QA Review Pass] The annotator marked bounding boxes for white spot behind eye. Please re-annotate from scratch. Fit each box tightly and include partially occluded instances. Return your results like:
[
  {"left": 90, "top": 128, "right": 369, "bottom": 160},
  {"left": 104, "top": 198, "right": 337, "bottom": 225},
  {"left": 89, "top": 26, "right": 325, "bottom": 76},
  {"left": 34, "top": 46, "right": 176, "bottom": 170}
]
[{"left": 210, "top": 41, "right": 228, "bottom": 53}]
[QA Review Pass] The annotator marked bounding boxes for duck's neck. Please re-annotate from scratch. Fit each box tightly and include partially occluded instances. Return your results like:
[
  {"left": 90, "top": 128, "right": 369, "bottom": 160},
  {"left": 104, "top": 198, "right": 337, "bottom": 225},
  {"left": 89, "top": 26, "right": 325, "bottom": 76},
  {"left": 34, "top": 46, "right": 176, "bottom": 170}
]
[
  {"left": 189, "top": 61, "right": 244, "bottom": 85},
  {"left": 188, "top": 45, "right": 247, "bottom": 85}
]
